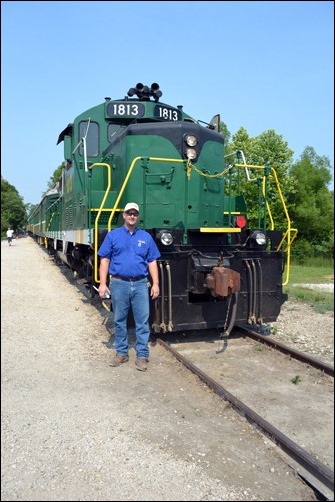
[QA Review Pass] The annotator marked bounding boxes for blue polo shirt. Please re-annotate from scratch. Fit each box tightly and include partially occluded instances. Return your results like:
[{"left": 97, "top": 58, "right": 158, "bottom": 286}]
[{"left": 97, "top": 226, "right": 161, "bottom": 277}]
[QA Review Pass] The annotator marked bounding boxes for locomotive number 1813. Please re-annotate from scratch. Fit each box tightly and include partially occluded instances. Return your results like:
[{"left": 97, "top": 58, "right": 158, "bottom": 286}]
[
  {"left": 106, "top": 102, "right": 145, "bottom": 118},
  {"left": 154, "top": 105, "right": 181, "bottom": 121}
]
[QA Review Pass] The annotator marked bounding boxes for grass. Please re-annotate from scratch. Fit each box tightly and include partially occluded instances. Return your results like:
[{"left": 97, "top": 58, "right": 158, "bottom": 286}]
[
  {"left": 291, "top": 375, "right": 302, "bottom": 385},
  {"left": 288, "top": 264, "right": 334, "bottom": 284},
  {"left": 284, "top": 263, "right": 334, "bottom": 314}
]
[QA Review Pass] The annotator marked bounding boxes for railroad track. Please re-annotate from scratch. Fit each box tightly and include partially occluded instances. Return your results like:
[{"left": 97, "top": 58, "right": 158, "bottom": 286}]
[
  {"left": 61, "top": 262, "right": 334, "bottom": 498},
  {"left": 235, "top": 325, "right": 334, "bottom": 376},
  {"left": 155, "top": 331, "right": 334, "bottom": 501}
]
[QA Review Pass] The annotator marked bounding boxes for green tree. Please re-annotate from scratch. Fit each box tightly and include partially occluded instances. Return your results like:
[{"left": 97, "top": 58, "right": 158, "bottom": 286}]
[
  {"left": 227, "top": 128, "right": 295, "bottom": 229},
  {"left": 220, "top": 120, "right": 231, "bottom": 147},
  {"left": 46, "top": 164, "right": 63, "bottom": 191},
  {"left": 287, "top": 147, "right": 334, "bottom": 260},
  {"left": 1, "top": 177, "right": 27, "bottom": 234}
]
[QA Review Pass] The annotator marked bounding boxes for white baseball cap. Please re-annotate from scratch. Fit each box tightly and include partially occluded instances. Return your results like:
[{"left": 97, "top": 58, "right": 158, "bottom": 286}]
[{"left": 124, "top": 202, "right": 139, "bottom": 213}]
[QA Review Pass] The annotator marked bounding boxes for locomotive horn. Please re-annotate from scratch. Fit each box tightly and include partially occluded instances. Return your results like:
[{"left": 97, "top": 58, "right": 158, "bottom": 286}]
[
  {"left": 133, "top": 83, "right": 151, "bottom": 100},
  {"left": 129, "top": 83, "right": 162, "bottom": 101},
  {"left": 153, "top": 90, "right": 162, "bottom": 100},
  {"left": 141, "top": 85, "right": 151, "bottom": 101},
  {"left": 150, "top": 82, "right": 162, "bottom": 102},
  {"left": 134, "top": 83, "right": 145, "bottom": 99}
]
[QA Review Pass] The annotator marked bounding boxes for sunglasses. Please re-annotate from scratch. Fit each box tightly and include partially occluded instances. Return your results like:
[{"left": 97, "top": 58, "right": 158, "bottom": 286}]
[{"left": 126, "top": 212, "right": 139, "bottom": 217}]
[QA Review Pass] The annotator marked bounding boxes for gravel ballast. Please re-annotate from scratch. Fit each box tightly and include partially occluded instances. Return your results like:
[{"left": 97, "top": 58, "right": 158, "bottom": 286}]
[{"left": 1, "top": 237, "right": 333, "bottom": 501}]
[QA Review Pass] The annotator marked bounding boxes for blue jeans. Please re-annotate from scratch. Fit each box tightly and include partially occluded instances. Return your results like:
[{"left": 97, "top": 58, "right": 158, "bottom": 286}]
[{"left": 110, "top": 277, "right": 150, "bottom": 359}]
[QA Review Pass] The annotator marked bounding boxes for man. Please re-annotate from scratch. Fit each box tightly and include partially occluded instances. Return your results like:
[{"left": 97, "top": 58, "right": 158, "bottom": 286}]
[
  {"left": 6, "top": 228, "right": 14, "bottom": 246},
  {"left": 98, "top": 203, "right": 160, "bottom": 372}
]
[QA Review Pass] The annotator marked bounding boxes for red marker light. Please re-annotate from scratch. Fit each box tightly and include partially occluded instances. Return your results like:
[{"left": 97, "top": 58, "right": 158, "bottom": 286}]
[{"left": 236, "top": 215, "right": 247, "bottom": 228}]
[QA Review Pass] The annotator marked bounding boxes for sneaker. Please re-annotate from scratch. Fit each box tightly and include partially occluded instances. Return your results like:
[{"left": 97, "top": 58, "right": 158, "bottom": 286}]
[
  {"left": 135, "top": 358, "right": 147, "bottom": 372},
  {"left": 110, "top": 354, "right": 129, "bottom": 367}
]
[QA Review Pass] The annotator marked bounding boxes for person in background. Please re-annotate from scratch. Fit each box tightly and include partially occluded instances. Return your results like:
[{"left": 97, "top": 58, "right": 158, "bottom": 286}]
[
  {"left": 6, "top": 227, "right": 14, "bottom": 246},
  {"left": 98, "top": 203, "right": 160, "bottom": 372}
]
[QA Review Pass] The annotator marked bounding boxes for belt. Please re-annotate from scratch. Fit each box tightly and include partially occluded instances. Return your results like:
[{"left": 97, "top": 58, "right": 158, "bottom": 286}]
[{"left": 112, "top": 274, "right": 146, "bottom": 282}]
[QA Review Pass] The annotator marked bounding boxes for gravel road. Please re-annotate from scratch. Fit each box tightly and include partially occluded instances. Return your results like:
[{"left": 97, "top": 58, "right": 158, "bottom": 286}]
[{"left": 1, "top": 237, "right": 333, "bottom": 501}]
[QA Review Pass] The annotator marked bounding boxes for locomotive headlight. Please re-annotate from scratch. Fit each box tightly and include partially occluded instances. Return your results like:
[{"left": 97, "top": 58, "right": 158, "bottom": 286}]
[
  {"left": 156, "top": 230, "right": 173, "bottom": 246},
  {"left": 250, "top": 230, "right": 267, "bottom": 246},
  {"left": 186, "top": 148, "right": 197, "bottom": 160},
  {"left": 255, "top": 232, "right": 266, "bottom": 245},
  {"left": 160, "top": 231, "right": 173, "bottom": 246},
  {"left": 185, "top": 134, "right": 198, "bottom": 147},
  {"left": 183, "top": 133, "right": 198, "bottom": 160}
]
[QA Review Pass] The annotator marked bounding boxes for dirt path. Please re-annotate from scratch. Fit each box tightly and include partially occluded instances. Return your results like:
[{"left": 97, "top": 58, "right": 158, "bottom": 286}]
[{"left": 1, "top": 237, "right": 331, "bottom": 501}]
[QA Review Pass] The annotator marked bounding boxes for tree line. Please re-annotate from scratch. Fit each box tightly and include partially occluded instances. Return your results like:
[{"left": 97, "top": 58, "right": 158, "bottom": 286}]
[
  {"left": 1, "top": 178, "right": 27, "bottom": 237},
  {"left": 1, "top": 124, "right": 334, "bottom": 262},
  {"left": 223, "top": 125, "right": 334, "bottom": 262}
]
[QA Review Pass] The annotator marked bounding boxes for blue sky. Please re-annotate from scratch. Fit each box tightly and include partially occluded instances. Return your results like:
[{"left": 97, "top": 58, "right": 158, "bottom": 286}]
[{"left": 1, "top": 1, "right": 334, "bottom": 205}]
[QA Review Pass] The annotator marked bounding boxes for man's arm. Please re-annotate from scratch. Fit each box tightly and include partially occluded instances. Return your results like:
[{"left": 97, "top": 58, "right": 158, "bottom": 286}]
[
  {"left": 98, "top": 257, "right": 110, "bottom": 297},
  {"left": 148, "top": 260, "right": 159, "bottom": 299}
]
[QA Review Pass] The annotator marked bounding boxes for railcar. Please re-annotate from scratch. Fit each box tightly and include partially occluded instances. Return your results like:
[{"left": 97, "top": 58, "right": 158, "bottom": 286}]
[{"left": 27, "top": 82, "right": 297, "bottom": 334}]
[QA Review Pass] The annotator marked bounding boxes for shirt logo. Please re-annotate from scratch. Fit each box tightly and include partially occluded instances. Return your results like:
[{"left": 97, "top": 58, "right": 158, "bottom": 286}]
[{"left": 138, "top": 240, "right": 146, "bottom": 247}]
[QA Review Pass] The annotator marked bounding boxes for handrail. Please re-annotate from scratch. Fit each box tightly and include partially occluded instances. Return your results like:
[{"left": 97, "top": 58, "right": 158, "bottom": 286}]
[
  {"left": 89, "top": 157, "right": 296, "bottom": 287},
  {"left": 87, "top": 157, "right": 186, "bottom": 286},
  {"left": 88, "top": 163, "right": 112, "bottom": 284},
  {"left": 107, "top": 156, "right": 187, "bottom": 229},
  {"left": 46, "top": 212, "right": 56, "bottom": 232},
  {"left": 264, "top": 166, "right": 298, "bottom": 285},
  {"left": 235, "top": 163, "right": 298, "bottom": 285}
]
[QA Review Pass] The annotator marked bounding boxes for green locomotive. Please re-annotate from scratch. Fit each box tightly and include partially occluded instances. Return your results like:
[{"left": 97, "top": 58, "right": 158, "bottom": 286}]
[{"left": 27, "top": 83, "right": 297, "bottom": 334}]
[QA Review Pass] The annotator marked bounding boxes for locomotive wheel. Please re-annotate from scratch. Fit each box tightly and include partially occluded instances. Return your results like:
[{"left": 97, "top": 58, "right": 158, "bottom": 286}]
[{"left": 53, "top": 252, "right": 61, "bottom": 265}]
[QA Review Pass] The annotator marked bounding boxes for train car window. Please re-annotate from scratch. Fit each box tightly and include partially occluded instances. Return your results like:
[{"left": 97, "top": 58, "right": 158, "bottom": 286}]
[
  {"left": 107, "top": 123, "right": 124, "bottom": 142},
  {"left": 79, "top": 121, "right": 99, "bottom": 157}
]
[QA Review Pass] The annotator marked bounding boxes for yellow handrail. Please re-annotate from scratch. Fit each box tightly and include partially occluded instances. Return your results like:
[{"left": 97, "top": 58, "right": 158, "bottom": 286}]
[
  {"left": 235, "top": 163, "right": 298, "bottom": 285},
  {"left": 107, "top": 156, "right": 186, "bottom": 229},
  {"left": 89, "top": 157, "right": 296, "bottom": 287},
  {"left": 88, "top": 163, "right": 112, "bottom": 284}
]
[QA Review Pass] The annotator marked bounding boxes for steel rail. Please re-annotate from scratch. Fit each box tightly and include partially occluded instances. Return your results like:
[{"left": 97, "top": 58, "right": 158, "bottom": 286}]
[
  {"left": 156, "top": 337, "right": 334, "bottom": 498},
  {"left": 235, "top": 325, "right": 334, "bottom": 377}
]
